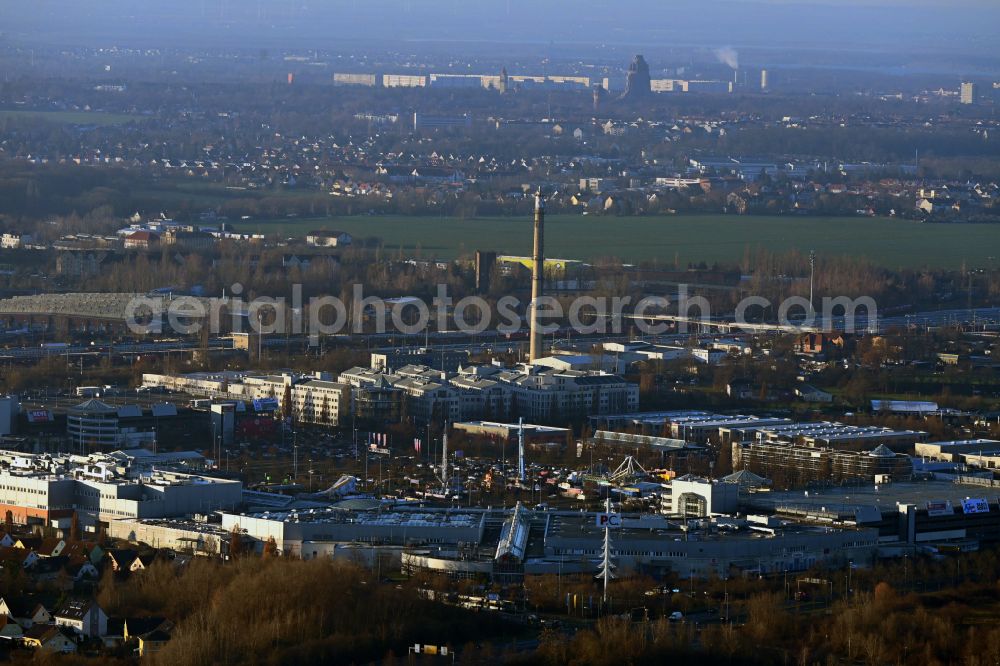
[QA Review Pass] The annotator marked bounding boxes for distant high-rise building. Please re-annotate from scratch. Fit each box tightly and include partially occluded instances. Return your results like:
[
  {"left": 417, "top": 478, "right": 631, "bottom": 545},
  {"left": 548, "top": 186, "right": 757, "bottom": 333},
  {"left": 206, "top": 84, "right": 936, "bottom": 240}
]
[
  {"left": 760, "top": 69, "right": 769, "bottom": 91},
  {"left": 383, "top": 74, "right": 427, "bottom": 88},
  {"left": 621, "top": 55, "right": 651, "bottom": 101},
  {"left": 333, "top": 72, "right": 378, "bottom": 87},
  {"left": 592, "top": 84, "right": 604, "bottom": 111},
  {"left": 960, "top": 81, "right": 978, "bottom": 104},
  {"left": 499, "top": 67, "right": 509, "bottom": 94}
]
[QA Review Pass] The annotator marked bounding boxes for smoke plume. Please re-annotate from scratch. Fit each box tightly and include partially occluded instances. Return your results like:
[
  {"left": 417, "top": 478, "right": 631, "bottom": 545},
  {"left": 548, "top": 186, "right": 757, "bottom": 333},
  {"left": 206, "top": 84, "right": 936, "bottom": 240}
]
[{"left": 714, "top": 46, "right": 739, "bottom": 70}]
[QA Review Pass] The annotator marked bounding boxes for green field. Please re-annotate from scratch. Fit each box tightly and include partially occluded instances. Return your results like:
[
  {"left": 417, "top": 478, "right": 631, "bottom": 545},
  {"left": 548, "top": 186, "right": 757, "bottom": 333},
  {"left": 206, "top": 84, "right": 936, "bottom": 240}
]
[
  {"left": 132, "top": 182, "right": 313, "bottom": 208},
  {"left": 0, "top": 109, "right": 143, "bottom": 126},
  {"left": 232, "top": 214, "right": 1000, "bottom": 270}
]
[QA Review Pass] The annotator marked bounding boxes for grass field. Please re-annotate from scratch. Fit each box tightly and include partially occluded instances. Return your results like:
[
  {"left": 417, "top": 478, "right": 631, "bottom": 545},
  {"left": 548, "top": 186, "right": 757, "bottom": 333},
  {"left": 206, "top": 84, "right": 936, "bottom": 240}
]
[
  {"left": 0, "top": 109, "right": 143, "bottom": 126},
  {"left": 232, "top": 213, "right": 1000, "bottom": 270},
  {"left": 132, "top": 182, "right": 313, "bottom": 208}
]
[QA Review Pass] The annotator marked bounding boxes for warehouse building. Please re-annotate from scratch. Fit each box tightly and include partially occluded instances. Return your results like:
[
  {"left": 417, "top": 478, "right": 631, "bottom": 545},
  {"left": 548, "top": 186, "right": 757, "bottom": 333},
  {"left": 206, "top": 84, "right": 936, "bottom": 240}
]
[
  {"left": 914, "top": 439, "right": 1000, "bottom": 463},
  {"left": 590, "top": 411, "right": 923, "bottom": 448},
  {"left": 747, "top": 480, "right": 1000, "bottom": 552},
  {"left": 220, "top": 507, "right": 487, "bottom": 558},
  {"left": 752, "top": 422, "right": 927, "bottom": 451},
  {"left": 401, "top": 506, "right": 878, "bottom": 580},
  {"left": 107, "top": 516, "right": 235, "bottom": 555}
]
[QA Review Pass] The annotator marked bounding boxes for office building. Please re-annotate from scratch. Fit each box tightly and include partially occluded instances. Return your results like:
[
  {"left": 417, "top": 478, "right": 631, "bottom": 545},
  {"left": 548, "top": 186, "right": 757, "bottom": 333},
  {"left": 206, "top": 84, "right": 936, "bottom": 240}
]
[
  {"left": 290, "top": 380, "right": 350, "bottom": 426},
  {"left": 142, "top": 370, "right": 319, "bottom": 403},
  {"left": 497, "top": 366, "right": 639, "bottom": 422},
  {"left": 370, "top": 348, "right": 469, "bottom": 373},
  {"left": 0, "top": 449, "right": 241, "bottom": 529},
  {"left": 337, "top": 363, "right": 637, "bottom": 425},
  {"left": 348, "top": 376, "right": 404, "bottom": 426},
  {"left": 67, "top": 400, "right": 129, "bottom": 450}
]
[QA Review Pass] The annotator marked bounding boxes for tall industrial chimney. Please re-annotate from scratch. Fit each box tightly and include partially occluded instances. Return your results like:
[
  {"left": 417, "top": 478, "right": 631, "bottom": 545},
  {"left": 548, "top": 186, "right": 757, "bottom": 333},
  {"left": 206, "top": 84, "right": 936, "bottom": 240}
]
[{"left": 529, "top": 191, "right": 545, "bottom": 362}]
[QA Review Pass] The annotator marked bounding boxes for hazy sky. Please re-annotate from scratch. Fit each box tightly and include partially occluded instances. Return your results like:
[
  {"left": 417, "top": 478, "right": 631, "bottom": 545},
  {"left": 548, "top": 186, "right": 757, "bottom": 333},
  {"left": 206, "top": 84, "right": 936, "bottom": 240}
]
[{"left": 3, "top": 1, "right": 998, "bottom": 60}]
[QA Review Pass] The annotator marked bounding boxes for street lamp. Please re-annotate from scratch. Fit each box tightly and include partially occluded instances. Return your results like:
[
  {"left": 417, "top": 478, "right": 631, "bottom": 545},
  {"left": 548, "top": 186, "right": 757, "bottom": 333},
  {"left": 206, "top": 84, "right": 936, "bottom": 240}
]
[
  {"left": 724, "top": 576, "right": 730, "bottom": 623},
  {"left": 846, "top": 559, "right": 854, "bottom": 603}
]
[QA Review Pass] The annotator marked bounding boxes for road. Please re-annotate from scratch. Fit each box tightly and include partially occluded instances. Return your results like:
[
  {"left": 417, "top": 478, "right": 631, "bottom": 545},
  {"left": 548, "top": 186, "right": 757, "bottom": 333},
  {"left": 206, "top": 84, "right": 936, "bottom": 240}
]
[{"left": 0, "top": 338, "right": 233, "bottom": 360}]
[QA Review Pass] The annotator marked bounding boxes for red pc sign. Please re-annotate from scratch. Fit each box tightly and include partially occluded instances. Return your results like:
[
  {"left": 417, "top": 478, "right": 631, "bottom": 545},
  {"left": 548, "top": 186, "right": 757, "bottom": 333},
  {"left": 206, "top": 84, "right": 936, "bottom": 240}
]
[{"left": 596, "top": 513, "right": 621, "bottom": 528}]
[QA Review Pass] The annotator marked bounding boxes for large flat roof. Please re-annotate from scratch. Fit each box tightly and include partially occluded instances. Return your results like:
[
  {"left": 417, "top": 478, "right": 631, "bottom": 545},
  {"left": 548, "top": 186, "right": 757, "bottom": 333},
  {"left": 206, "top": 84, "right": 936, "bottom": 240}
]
[
  {"left": 545, "top": 512, "right": 848, "bottom": 542},
  {"left": 235, "top": 507, "right": 482, "bottom": 527},
  {"left": 921, "top": 439, "right": 1000, "bottom": 449},
  {"left": 745, "top": 479, "right": 997, "bottom": 515}
]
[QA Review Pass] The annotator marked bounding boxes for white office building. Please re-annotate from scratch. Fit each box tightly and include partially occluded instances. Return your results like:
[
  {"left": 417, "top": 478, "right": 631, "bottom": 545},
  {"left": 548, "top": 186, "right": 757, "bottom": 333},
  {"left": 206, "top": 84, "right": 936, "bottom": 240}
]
[{"left": 290, "top": 380, "right": 350, "bottom": 426}]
